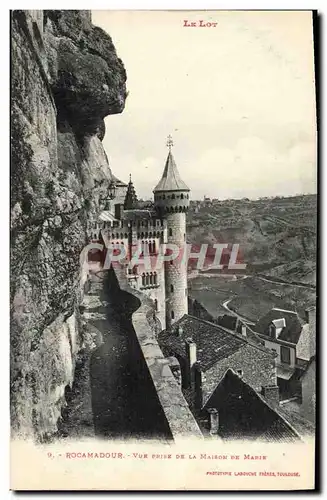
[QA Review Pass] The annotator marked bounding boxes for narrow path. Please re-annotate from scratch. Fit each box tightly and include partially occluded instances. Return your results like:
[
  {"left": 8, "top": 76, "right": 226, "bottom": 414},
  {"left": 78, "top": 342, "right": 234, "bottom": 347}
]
[
  {"left": 221, "top": 298, "right": 255, "bottom": 325},
  {"left": 254, "top": 275, "right": 315, "bottom": 290},
  {"left": 88, "top": 271, "right": 172, "bottom": 440}
]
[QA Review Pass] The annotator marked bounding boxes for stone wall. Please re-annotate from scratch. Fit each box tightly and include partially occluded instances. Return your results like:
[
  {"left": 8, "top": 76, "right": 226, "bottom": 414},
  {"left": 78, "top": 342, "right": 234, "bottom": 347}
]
[
  {"left": 165, "top": 212, "right": 188, "bottom": 328},
  {"left": 11, "top": 10, "right": 126, "bottom": 439},
  {"left": 114, "top": 268, "right": 203, "bottom": 441}
]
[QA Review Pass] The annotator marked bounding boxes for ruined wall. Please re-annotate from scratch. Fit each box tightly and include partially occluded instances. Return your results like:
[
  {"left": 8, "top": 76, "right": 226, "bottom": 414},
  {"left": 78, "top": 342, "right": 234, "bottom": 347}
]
[{"left": 11, "top": 10, "right": 127, "bottom": 439}]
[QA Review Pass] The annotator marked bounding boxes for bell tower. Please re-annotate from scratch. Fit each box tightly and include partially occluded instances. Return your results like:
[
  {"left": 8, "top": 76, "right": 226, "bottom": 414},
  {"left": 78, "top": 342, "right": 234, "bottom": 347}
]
[{"left": 154, "top": 135, "right": 190, "bottom": 329}]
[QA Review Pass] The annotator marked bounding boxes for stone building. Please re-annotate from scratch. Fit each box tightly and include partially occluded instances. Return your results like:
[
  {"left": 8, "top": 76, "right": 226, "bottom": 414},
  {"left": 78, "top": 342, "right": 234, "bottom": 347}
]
[
  {"left": 253, "top": 306, "right": 316, "bottom": 401},
  {"left": 89, "top": 136, "right": 190, "bottom": 332},
  {"left": 202, "top": 369, "right": 300, "bottom": 441},
  {"left": 157, "top": 315, "right": 279, "bottom": 411}
]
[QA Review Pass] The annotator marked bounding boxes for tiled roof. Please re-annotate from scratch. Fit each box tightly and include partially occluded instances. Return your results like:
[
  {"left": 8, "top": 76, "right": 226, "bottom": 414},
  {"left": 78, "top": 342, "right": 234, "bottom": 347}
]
[
  {"left": 158, "top": 315, "right": 248, "bottom": 371},
  {"left": 254, "top": 307, "right": 304, "bottom": 344},
  {"left": 153, "top": 151, "right": 190, "bottom": 192},
  {"left": 204, "top": 369, "right": 300, "bottom": 442}
]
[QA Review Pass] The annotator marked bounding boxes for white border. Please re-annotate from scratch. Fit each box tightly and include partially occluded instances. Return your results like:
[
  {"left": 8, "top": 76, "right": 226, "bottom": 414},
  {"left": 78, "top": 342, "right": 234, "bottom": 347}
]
[{"left": 2, "top": 3, "right": 325, "bottom": 499}]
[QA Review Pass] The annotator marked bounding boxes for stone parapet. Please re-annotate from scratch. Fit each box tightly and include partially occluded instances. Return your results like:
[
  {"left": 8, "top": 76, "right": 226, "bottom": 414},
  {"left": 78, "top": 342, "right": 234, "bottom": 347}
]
[{"left": 115, "top": 270, "right": 203, "bottom": 442}]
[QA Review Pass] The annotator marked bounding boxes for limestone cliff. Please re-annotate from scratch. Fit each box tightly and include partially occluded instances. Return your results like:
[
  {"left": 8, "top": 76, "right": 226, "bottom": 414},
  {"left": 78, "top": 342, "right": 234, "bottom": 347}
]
[{"left": 10, "top": 10, "right": 127, "bottom": 440}]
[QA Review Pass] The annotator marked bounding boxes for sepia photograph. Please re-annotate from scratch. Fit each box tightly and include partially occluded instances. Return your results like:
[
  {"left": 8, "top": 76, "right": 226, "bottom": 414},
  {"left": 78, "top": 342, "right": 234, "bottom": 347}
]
[{"left": 10, "top": 9, "right": 317, "bottom": 490}]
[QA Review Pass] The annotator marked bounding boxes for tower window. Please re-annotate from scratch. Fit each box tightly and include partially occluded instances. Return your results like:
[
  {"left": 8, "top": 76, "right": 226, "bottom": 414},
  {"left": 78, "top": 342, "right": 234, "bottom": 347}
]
[
  {"left": 163, "top": 195, "right": 165, "bottom": 200},
  {"left": 172, "top": 193, "right": 175, "bottom": 199},
  {"left": 169, "top": 228, "right": 173, "bottom": 237},
  {"left": 154, "top": 299, "right": 158, "bottom": 311},
  {"left": 154, "top": 272, "right": 157, "bottom": 285},
  {"left": 171, "top": 311, "right": 175, "bottom": 319},
  {"left": 170, "top": 284, "right": 174, "bottom": 293},
  {"left": 181, "top": 193, "right": 184, "bottom": 199}
]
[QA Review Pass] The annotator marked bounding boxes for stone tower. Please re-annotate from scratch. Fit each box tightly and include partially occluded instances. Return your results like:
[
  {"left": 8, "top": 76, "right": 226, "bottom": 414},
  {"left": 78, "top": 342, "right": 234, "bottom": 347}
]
[
  {"left": 124, "top": 174, "right": 138, "bottom": 209},
  {"left": 154, "top": 136, "right": 190, "bottom": 329}
]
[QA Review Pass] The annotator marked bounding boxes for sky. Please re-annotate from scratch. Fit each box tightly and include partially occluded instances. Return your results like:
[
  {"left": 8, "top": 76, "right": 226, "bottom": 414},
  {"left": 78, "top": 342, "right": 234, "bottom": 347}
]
[{"left": 92, "top": 10, "right": 317, "bottom": 200}]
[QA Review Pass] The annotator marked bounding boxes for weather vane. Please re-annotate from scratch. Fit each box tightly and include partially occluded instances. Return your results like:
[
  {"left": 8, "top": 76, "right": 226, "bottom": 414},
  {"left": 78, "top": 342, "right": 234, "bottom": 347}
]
[{"left": 166, "top": 134, "right": 174, "bottom": 151}]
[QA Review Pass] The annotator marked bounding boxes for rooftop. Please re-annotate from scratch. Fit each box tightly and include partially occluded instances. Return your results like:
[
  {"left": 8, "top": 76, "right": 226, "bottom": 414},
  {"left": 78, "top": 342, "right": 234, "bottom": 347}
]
[
  {"left": 254, "top": 307, "right": 304, "bottom": 344},
  {"left": 158, "top": 315, "right": 273, "bottom": 372},
  {"left": 153, "top": 151, "right": 190, "bottom": 193},
  {"left": 204, "top": 369, "right": 301, "bottom": 442}
]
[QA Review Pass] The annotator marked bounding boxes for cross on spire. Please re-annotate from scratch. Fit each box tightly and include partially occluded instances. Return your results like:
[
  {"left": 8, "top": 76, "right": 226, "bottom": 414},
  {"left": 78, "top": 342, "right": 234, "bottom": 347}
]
[{"left": 166, "top": 134, "right": 174, "bottom": 151}]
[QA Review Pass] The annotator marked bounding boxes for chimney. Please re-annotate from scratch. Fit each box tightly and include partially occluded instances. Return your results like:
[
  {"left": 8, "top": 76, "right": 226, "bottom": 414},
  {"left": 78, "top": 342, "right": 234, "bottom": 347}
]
[
  {"left": 194, "top": 362, "right": 203, "bottom": 410},
  {"left": 207, "top": 408, "right": 219, "bottom": 435},
  {"left": 185, "top": 338, "right": 197, "bottom": 388},
  {"left": 305, "top": 306, "right": 316, "bottom": 358},
  {"left": 262, "top": 385, "right": 279, "bottom": 408}
]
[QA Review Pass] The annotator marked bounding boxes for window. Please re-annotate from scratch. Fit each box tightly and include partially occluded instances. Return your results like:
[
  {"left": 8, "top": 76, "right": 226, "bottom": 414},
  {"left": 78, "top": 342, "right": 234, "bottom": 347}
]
[
  {"left": 280, "top": 346, "right": 291, "bottom": 365},
  {"left": 170, "top": 284, "right": 174, "bottom": 293},
  {"left": 154, "top": 272, "right": 157, "bottom": 285},
  {"left": 172, "top": 193, "right": 175, "bottom": 199},
  {"left": 154, "top": 299, "right": 158, "bottom": 311},
  {"left": 169, "top": 228, "right": 173, "bottom": 237},
  {"left": 142, "top": 273, "right": 146, "bottom": 286},
  {"left": 171, "top": 311, "right": 175, "bottom": 319},
  {"left": 181, "top": 193, "right": 184, "bottom": 199}
]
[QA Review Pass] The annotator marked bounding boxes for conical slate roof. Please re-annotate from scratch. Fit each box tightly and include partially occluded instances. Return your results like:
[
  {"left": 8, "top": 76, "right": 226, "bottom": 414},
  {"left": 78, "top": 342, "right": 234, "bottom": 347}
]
[{"left": 153, "top": 151, "right": 190, "bottom": 192}]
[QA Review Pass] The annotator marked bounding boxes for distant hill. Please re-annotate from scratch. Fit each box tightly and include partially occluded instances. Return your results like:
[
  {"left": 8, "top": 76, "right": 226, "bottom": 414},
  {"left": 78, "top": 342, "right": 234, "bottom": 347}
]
[
  {"left": 187, "top": 194, "right": 317, "bottom": 285},
  {"left": 187, "top": 194, "right": 317, "bottom": 323}
]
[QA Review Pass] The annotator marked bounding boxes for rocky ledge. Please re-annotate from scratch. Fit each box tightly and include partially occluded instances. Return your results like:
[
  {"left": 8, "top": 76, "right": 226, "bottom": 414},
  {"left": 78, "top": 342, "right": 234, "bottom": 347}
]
[{"left": 10, "top": 9, "right": 127, "bottom": 440}]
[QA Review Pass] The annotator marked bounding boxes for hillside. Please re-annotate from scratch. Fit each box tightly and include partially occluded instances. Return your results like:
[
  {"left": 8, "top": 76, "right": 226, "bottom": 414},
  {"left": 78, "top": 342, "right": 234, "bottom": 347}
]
[{"left": 187, "top": 194, "right": 317, "bottom": 322}]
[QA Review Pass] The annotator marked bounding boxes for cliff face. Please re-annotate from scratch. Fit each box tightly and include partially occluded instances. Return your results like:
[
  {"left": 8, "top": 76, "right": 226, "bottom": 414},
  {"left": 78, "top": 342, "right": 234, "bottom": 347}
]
[{"left": 11, "top": 10, "right": 127, "bottom": 440}]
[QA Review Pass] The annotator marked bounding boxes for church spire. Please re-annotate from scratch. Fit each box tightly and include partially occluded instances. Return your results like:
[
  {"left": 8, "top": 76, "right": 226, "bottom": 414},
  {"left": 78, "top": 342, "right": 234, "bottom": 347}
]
[
  {"left": 153, "top": 135, "right": 190, "bottom": 192},
  {"left": 124, "top": 174, "right": 138, "bottom": 209}
]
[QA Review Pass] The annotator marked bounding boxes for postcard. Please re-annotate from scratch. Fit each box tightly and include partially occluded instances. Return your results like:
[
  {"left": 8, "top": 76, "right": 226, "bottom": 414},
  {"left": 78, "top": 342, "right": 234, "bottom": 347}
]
[{"left": 10, "top": 9, "right": 317, "bottom": 490}]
